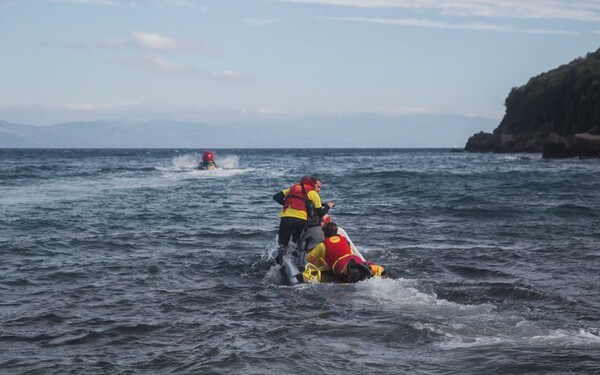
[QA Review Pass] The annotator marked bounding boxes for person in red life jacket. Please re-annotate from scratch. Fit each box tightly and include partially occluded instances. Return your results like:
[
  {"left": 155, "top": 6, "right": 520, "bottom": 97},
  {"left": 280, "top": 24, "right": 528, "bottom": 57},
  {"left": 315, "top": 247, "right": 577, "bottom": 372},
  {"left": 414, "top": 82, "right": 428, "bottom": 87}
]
[
  {"left": 272, "top": 176, "right": 334, "bottom": 254},
  {"left": 200, "top": 151, "right": 217, "bottom": 170},
  {"left": 306, "top": 222, "right": 374, "bottom": 283}
]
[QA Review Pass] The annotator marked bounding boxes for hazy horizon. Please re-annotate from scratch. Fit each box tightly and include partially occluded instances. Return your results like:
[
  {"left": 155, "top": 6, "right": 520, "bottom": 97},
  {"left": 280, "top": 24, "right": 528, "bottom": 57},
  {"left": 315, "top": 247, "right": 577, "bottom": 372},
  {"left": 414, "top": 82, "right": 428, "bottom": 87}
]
[
  {"left": 0, "top": 112, "right": 497, "bottom": 148},
  {"left": 2, "top": 0, "right": 599, "bottom": 144}
]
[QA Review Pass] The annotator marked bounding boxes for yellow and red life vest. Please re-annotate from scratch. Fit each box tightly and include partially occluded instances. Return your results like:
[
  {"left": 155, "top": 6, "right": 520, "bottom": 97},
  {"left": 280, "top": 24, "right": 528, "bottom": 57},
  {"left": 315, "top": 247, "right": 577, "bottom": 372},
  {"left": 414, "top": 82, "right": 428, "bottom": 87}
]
[
  {"left": 283, "top": 177, "right": 315, "bottom": 213},
  {"left": 323, "top": 235, "right": 362, "bottom": 276}
]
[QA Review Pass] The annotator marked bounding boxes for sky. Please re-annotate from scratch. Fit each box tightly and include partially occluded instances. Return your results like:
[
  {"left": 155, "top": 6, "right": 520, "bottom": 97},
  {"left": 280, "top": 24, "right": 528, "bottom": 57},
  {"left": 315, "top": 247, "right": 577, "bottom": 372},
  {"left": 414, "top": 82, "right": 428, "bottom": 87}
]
[{"left": 1, "top": 0, "right": 600, "bottom": 126}]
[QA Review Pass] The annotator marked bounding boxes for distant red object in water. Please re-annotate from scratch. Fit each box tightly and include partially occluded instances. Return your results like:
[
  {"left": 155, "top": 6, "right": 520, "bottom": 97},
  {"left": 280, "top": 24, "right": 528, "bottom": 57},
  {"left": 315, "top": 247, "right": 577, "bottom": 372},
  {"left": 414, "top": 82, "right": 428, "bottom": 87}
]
[
  {"left": 202, "top": 151, "right": 214, "bottom": 163},
  {"left": 200, "top": 151, "right": 217, "bottom": 170}
]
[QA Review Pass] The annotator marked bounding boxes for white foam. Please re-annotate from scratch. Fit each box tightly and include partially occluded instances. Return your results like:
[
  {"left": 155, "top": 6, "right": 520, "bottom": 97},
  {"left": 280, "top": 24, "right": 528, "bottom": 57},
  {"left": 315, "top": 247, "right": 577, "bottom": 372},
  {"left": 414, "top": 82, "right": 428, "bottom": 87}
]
[
  {"left": 262, "top": 255, "right": 600, "bottom": 354},
  {"left": 215, "top": 154, "right": 240, "bottom": 169},
  {"left": 189, "top": 167, "right": 255, "bottom": 179},
  {"left": 263, "top": 264, "right": 284, "bottom": 285},
  {"left": 154, "top": 153, "right": 199, "bottom": 171},
  {"left": 438, "top": 328, "right": 600, "bottom": 350},
  {"left": 173, "top": 153, "right": 200, "bottom": 170},
  {"left": 155, "top": 153, "right": 255, "bottom": 179},
  {"left": 353, "top": 277, "right": 495, "bottom": 314},
  {"left": 0, "top": 173, "right": 174, "bottom": 205}
]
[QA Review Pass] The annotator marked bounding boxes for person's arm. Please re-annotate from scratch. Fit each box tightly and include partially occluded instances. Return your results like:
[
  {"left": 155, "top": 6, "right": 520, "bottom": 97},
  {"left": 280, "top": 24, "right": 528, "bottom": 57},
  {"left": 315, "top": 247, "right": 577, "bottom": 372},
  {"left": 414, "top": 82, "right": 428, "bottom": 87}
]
[
  {"left": 315, "top": 204, "right": 332, "bottom": 217},
  {"left": 309, "top": 191, "right": 335, "bottom": 217},
  {"left": 306, "top": 242, "right": 326, "bottom": 265},
  {"left": 273, "top": 191, "right": 285, "bottom": 205}
]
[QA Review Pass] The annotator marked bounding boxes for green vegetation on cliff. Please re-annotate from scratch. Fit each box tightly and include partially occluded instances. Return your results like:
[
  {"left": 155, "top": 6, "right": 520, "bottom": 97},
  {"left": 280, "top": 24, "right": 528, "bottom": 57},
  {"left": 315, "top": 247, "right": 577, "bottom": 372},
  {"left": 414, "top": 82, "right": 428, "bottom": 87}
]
[
  {"left": 498, "top": 48, "right": 600, "bottom": 137},
  {"left": 466, "top": 47, "right": 600, "bottom": 156}
]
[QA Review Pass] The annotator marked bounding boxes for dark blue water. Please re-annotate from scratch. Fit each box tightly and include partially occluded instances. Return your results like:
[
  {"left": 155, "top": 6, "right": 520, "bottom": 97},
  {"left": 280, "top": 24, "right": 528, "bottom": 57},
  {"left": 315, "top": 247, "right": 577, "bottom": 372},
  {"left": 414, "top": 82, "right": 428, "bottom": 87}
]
[{"left": 1, "top": 149, "right": 599, "bottom": 374}]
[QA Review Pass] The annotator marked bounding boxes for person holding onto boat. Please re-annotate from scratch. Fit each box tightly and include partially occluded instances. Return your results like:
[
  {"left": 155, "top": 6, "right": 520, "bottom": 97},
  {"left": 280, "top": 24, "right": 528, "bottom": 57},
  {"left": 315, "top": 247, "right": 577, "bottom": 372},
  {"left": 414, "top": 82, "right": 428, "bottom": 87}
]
[
  {"left": 272, "top": 176, "right": 334, "bottom": 253},
  {"left": 306, "top": 222, "right": 379, "bottom": 283},
  {"left": 300, "top": 212, "right": 331, "bottom": 252},
  {"left": 200, "top": 151, "right": 217, "bottom": 170}
]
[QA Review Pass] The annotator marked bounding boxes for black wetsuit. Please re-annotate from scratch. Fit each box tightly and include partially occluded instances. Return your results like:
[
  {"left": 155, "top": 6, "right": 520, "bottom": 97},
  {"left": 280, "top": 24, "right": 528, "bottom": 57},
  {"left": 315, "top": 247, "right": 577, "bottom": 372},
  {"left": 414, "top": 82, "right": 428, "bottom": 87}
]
[{"left": 273, "top": 191, "right": 330, "bottom": 247}]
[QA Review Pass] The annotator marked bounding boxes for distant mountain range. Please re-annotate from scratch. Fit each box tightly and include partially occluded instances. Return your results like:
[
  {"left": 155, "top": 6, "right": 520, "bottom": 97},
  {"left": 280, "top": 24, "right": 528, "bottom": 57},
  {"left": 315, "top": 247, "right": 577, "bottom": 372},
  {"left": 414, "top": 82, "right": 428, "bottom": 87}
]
[{"left": 0, "top": 114, "right": 496, "bottom": 148}]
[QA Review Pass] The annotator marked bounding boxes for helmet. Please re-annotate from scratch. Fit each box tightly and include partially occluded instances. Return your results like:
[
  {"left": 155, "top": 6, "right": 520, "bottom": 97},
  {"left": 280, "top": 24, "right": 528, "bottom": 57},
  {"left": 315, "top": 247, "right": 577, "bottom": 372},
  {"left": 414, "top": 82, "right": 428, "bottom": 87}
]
[{"left": 202, "top": 151, "right": 214, "bottom": 162}]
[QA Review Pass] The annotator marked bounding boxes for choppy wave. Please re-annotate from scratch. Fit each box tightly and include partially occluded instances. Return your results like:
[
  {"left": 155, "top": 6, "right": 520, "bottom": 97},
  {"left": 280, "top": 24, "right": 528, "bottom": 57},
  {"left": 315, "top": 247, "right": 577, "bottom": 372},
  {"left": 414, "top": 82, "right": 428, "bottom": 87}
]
[{"left": 1, "top": 149, "right": 599, "bottom": 374}]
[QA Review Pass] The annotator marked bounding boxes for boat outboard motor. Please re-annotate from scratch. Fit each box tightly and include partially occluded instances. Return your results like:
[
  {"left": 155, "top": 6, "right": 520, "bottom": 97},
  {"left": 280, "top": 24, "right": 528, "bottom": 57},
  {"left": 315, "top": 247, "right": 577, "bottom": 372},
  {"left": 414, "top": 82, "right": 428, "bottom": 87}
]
[
  {"left": 281, "top": 258, "right": 302, "bottom": 285},
  {"left": 296, "top": 250, "right": 307, "bottom": 269}
]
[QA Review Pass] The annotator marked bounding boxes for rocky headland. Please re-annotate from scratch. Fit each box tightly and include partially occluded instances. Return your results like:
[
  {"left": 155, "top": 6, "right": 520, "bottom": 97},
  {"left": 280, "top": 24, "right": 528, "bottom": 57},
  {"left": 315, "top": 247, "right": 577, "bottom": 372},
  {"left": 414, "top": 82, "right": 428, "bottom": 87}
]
[{"left": 465, "top": 48, "right": 600, "bottom": 158}]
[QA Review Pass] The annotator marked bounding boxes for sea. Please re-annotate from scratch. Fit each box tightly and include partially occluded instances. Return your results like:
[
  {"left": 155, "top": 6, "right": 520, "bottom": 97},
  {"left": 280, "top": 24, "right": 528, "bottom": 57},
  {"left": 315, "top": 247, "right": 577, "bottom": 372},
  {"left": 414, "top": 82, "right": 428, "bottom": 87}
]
[{"left": 1, "top": 148, "right": 599, "bottom": 375}]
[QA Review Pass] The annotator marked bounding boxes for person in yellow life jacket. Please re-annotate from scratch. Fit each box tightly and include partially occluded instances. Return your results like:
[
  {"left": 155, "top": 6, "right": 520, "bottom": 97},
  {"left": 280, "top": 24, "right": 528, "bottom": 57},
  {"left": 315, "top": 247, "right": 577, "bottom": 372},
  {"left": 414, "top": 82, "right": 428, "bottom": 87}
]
[
  {"left": 272, "top": 176, "right": 334, "bottom": 252},
  {"left": 200, "top": 151, "right": 217, "bottom": 170},
  {"left": 306, "top": 222, "right": 375, "bottom": 283}
]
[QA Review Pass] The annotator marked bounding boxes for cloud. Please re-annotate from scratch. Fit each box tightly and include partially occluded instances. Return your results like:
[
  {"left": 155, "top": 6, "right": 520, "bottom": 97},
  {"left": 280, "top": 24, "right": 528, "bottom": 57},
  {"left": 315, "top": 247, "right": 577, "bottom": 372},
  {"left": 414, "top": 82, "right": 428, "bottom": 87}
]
[
  {"left": 0, "top": 102, "right": 297, "bottom": 125},
  {"left": 98, "top": 32, "right": 186, "bottom": 51},
  {"left": 44, "top": 101, "right": 142, "bottom": 111},
  {"left": 382, "top": 106, "right": 436, "bottom": 116},
  {"left": 94, "top": 31, "right": 217, "bottom": 54},
  {"left": 211, "top": 70, "right": 250, "bottom": 81},
  {"left": 51, "top": 0, "right": 113, "bottom": 4},
  {"left": 110, "top": 55, "right": 185, "bottom": 73},
  {"left": 279, "top": 0, "right": 600, "bottom": 23},
  {"left": 325, "top": 16, "right": 578, "bottom": 35},
  {"left": 244, "top": 18, "right": 282, "bottom": 28},
  {"left": 0, "top": 100, "right": 500, "bottom": 127},
  {"left": 0, "top": 101, "right": 146, "bottom": 125},
  {"left": 51, "top": 0, "right": 209, "bottom": 10},
  {"left": 154, "top": 0, "right": 209, "bottom": 11}
]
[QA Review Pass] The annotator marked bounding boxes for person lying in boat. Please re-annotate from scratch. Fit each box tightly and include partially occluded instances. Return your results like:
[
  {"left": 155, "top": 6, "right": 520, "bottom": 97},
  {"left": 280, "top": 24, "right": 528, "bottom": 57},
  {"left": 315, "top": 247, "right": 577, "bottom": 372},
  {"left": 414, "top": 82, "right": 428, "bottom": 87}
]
[
  {"left": 200, "top": 151, "right": 217, "bottom": 170},
  {"left": 306, "top": 222, "right": 384, "bottom": 283}
]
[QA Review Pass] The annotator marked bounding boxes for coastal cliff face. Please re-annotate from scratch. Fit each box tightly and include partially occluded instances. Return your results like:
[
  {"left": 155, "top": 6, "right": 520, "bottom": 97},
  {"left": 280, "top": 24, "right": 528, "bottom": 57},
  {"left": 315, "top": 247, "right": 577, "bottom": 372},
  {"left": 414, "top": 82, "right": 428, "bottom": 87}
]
[{"left": 465, "top": 48, "right": 600, "bottom": 158}]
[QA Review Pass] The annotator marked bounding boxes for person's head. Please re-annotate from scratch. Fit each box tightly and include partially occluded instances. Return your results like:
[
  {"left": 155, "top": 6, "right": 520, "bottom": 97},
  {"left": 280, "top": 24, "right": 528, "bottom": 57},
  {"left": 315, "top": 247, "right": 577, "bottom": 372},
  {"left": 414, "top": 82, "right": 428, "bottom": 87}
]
[
  {"left": 322, "top": 222, "right": 338, "bottom": 237},
  {"left": 347, "top": 268, "right": 361, "bottom": 283},
  {"left": 300, "top": 176, "right": 315, "bottom": 189},
  {"left": 202, "top": 151, "right": 214, "bottom": 162},
  {"left": 311, "top": 177, "right": 322, "bottom": 192},
  {"left": 346, "top": 259, "right": 372, "bottom": 283}
]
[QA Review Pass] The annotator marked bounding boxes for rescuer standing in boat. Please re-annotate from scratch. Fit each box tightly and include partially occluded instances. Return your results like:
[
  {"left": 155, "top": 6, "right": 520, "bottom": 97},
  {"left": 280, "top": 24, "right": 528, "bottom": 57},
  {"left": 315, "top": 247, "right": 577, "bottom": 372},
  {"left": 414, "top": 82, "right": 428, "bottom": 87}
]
[{"left": 273, "top": 176, "right": 334, "bottom": 253}]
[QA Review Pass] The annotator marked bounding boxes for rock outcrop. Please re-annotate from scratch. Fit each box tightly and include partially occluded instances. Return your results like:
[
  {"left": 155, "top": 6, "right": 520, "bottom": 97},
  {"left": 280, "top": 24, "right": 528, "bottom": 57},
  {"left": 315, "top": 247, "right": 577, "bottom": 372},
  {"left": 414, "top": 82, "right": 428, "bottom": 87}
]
[
  {"left": 465, "top": 48, "right": 600, "bottom": 158},
  {"left": 543, "top": 132, "right": 600, "bottom": 158}
]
